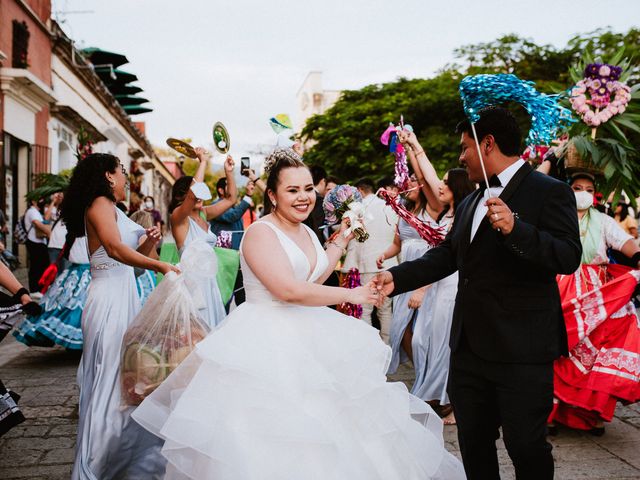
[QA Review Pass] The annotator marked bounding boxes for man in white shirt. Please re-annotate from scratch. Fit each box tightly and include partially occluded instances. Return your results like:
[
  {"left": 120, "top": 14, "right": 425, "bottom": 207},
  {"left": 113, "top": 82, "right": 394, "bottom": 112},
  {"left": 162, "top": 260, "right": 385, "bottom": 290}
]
[
  {"left": 24, "top": 199, "right": 52, "bottom": 294},
  {"left": 47, "top": 193, "right": 68, "bottom": 272},
  {"left": 341, "top": 178, "right": 398, "bottom": 344}
]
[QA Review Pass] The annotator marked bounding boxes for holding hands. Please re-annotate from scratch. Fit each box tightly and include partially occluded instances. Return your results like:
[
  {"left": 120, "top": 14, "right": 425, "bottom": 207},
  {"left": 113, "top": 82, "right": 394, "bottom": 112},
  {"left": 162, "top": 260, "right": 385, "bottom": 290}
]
[
  {"left": 347, "top": 281, "right": 380, "bottom": 306},
  {"left": 371, "top": 271, "right": 395, "bottom": 306}
]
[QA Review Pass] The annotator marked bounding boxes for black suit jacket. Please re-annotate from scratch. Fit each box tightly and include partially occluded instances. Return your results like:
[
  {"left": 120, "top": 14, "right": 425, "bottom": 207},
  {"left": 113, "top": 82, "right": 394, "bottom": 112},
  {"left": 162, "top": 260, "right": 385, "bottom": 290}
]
[
  {"left": 389, "top": 163, "right": 581, "bottom": 363},
  {"left": 304, "top": 191, "right": 326, "bottom": 245}
]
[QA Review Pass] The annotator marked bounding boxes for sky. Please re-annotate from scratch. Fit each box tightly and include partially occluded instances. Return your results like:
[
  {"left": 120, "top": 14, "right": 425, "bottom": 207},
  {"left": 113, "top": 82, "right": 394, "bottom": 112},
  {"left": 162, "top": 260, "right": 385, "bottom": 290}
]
[{"left": 52, "top": 0, "right": 640, "bottom": 167}]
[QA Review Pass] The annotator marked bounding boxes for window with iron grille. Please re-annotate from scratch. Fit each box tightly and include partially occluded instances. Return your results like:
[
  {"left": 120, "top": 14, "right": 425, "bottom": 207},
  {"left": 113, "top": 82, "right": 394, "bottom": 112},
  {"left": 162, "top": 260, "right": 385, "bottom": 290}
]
[{"left": 12, "top": 20, "right": 29, "bottom": 69}]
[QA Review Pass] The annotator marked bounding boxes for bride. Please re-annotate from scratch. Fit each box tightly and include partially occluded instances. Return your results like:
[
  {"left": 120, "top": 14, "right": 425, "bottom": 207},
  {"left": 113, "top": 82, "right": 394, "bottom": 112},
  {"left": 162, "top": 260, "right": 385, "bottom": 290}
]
[{"left": 133, "top": 148, "right": 465, "bottom": 479}]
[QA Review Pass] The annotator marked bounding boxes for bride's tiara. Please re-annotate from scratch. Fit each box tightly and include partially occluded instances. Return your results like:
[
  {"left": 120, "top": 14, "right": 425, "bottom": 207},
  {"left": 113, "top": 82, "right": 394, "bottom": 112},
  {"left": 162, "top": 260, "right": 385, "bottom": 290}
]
[{"left": 263, "top": 148, "right": 303, "bottom": 176}]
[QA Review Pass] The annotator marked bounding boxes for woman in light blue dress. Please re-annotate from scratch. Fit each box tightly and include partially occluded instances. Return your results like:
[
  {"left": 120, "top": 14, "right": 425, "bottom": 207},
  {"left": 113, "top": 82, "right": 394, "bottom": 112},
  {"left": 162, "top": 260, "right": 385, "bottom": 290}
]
[
  {"left": 168, "top": 147, "right": 237, "bottom": 328},
  {"left": 61, "top": 153, "right": 178, "bottom": 480},
  {"left": 14, "top": 236, "right": 90, "bottom": 350},
  {"left": 378, "top": 175, "right": 440, "bottom": 374},
  {"left": 400, "top": 130, "right": 475, "bottom": 424}
]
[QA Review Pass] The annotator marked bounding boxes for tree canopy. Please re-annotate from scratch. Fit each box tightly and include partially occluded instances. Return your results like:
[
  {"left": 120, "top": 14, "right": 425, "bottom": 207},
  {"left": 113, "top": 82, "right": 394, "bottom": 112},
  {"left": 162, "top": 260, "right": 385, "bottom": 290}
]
[{"left": 300, "top": 28, "right": 640, "bottom": 182}]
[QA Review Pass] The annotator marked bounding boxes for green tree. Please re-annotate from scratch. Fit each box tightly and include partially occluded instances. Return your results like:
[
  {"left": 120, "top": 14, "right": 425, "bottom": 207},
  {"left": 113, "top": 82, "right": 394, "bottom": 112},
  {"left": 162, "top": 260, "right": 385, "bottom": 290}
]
[
  {"left": 301, "top": 73, "right": 463, "bottom": 181},
  {"left": 301, "top": 28, "right": 639, "bottom": 181}
]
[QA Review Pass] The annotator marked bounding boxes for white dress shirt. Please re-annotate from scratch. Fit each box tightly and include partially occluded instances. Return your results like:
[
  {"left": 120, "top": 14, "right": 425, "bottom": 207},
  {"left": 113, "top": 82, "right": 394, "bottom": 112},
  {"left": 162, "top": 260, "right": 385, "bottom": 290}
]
[{"left": 470, "top": 159, "right": 525, "bottom": 241}]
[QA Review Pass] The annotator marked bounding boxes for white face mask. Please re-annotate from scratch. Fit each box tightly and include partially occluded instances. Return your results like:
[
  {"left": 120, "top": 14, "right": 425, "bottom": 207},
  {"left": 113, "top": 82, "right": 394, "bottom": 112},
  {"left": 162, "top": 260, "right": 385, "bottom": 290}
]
[
  {"left": 144, "top": 201, "right": 154, "bottom": 209},
  {"left": 574, "top": 191, "right": 594, "bottom": 211}
]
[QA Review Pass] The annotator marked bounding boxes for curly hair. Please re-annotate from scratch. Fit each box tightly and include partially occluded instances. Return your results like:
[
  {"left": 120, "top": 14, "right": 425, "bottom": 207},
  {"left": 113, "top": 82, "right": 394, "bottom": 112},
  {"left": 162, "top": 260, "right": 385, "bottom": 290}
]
[
  {"left": 61, "top": 153, "right": 119, "bottom": 238},
  {"left": 262, "top": 148, "right": 307, "bottom": 215}
]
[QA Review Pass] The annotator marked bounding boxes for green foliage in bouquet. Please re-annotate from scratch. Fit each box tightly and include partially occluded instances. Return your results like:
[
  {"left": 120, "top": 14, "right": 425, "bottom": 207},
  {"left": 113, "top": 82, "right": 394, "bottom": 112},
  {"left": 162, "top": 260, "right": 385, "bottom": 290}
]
[{"left": 562, "top": 47, "right": 640, "bottom": 203}]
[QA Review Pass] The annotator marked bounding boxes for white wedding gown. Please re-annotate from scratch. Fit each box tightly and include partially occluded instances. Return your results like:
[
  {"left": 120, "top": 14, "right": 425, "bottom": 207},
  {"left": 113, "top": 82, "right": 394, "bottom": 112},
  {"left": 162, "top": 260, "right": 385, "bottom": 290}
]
[{"left": 133, "top": 221, "right": 465, "bottom": 480}]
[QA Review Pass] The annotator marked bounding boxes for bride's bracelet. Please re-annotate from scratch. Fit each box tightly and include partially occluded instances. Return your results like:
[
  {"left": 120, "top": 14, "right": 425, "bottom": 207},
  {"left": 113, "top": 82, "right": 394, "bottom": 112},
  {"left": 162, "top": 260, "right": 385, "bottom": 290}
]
[{"left": 325, "top": 240, "right": 347, "bottom": 256}]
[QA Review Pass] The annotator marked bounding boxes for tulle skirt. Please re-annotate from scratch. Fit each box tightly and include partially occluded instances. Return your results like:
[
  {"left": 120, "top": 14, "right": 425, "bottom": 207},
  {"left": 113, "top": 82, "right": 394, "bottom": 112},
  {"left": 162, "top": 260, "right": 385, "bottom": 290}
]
[{"left": 133, "top": 301, "right": 464, "bottom": 480}]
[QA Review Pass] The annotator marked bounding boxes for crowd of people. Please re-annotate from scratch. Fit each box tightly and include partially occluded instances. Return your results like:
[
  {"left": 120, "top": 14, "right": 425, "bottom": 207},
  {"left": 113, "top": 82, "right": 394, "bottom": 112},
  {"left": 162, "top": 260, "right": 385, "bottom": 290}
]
[{"left": 0, "top": 106, "right": 639, "bottom": 479}]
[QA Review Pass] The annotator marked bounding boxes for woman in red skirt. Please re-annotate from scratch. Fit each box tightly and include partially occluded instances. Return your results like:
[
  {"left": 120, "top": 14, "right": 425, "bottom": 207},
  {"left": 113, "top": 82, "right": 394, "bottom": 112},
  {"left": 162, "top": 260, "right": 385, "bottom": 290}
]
[{"left": 549, "top": 172, "right": 640, "bottom": 435}]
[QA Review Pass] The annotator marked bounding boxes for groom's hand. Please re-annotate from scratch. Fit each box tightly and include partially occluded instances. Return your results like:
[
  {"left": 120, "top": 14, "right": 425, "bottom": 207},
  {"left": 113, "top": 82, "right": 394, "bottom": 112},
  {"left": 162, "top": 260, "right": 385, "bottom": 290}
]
[{"left": 372, "top": 271, "right": 395, "bottom": 305}]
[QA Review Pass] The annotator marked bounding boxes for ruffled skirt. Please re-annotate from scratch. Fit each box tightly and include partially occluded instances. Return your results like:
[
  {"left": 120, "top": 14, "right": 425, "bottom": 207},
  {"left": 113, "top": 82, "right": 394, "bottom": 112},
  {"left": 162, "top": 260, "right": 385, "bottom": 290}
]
[
  {"left": 14, "top": 263, "right": 90, "bottom": 350},
  {"left": 133, "top": 302, "right": 464, "bottom": 479}
]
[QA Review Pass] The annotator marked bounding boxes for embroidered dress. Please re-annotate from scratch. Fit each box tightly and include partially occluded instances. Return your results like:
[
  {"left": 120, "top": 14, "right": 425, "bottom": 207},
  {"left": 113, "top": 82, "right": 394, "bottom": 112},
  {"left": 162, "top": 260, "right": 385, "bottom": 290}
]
[
  {"left": 550, "top": 207, "right": 640, "bottom": 430},
  {"left": 14, "top": 238, "right": 90, "bottom": 350}
]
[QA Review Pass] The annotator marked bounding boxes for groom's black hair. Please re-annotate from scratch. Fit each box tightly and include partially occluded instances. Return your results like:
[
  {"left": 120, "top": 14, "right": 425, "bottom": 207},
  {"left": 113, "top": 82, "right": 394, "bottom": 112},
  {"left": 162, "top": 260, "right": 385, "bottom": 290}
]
[{"left": 456, "top": 106, "right": 522, "bottom": 157}]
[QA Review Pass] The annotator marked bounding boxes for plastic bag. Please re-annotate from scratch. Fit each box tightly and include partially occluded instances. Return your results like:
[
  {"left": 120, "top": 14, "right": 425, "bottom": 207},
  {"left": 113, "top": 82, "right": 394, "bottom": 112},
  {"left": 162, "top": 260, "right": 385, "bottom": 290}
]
[{"left": 120, "top": 241, "right": 214, "bottom": 405}]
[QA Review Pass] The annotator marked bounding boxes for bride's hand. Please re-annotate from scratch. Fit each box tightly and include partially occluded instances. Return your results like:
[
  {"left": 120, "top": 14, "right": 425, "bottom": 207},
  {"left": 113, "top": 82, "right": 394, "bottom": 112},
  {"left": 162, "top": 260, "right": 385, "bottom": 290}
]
[
  {"left": 338, "top": 217, "right": 355, "bottom": 243},
  {"left": 347, "top": 282, "right": 379, "bottom": 305}
]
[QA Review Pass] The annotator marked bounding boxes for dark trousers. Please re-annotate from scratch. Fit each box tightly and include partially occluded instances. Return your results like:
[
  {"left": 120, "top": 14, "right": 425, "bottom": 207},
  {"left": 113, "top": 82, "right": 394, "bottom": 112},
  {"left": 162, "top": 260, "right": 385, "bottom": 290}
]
[
  {"left": 448, "top": 339, "right": 555, "bottom": 480},
  {"left": 25, "top": 240, "right": 49, "bottom": 292}
]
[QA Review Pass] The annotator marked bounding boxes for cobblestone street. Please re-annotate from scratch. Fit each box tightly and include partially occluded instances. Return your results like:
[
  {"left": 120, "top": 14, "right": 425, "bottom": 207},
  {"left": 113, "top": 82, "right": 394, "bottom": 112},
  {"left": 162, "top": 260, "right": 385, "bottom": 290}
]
[
  {"left": 2, "top": 333, "right": 640, "bottom": 479},
  {"left": 1, "top": 269, "right": 640, "bottom": 479}
]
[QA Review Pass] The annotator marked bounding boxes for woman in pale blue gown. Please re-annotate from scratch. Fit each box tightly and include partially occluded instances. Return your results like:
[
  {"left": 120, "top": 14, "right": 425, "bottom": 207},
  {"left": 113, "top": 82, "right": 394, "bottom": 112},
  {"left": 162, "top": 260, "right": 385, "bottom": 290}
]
[
  {"left": 133, "top": 148, "right": 465, "bottom": 480},
  {"left": 377, "top": 175, "right": 440, "bottom": 373},
  {"left": 399, "top": 131, "right": 475, "bottom": 423},
  {"left": 61, "top": 153, "right": 179, "bottom": 480},
  {"left": 168, "top": 147, "right": 237, "bottom": 327}
]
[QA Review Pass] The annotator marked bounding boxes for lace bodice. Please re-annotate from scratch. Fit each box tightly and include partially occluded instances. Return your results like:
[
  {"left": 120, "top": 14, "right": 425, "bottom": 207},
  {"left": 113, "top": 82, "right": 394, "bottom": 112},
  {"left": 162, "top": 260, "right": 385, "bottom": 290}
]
[
  {"left": 240, "top": 221, "right": 329, "bottom": 304},
  {"left": 90, "top": 207, "right": 145, "bottom": 276},
  {"left": 180, "top": 217, "right": 218, "bottom": 254}
]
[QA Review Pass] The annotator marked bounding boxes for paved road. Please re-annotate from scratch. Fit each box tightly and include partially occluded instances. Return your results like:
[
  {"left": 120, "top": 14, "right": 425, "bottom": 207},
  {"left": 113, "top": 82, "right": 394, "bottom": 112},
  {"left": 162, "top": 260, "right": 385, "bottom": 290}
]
[{"left": 0, "top": 268, "right": 639, "bottom": 479}]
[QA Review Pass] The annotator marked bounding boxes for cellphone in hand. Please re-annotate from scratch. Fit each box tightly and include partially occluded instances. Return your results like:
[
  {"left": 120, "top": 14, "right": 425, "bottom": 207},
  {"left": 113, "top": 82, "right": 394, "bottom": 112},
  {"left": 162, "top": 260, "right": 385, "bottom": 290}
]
[{"left": 240, "top": 157, "right": 250, "bottom": 176}]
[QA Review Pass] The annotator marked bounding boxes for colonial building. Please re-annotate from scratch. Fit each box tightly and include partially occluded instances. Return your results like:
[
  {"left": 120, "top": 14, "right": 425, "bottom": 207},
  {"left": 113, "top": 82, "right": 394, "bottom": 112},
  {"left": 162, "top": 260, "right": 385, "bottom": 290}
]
[
  {"left": 0, "top": 0, "right": 54, "bottom": 252},
  {"left": 0, "top": 0, "right": 174, "bottom": 257},
  {"left": 295, "top": 71, "right": 341, "bottom": 143}
]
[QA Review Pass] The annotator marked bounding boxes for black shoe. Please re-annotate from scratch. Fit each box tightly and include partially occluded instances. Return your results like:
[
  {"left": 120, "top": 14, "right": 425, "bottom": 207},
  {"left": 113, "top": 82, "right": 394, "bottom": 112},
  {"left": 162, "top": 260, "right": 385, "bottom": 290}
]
[
  {"left": 588, "top": 426, "right": 605, "bottom": 437},
  {"left": 0, "top": 389, "right": 25, "bottom": 437}
]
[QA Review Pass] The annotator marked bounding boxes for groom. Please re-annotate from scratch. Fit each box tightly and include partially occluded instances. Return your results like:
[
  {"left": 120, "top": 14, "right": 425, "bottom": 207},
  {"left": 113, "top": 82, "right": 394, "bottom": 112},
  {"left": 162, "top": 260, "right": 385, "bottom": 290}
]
[{"left": 374, "top": 107, "right": 581, "bottom": 480}]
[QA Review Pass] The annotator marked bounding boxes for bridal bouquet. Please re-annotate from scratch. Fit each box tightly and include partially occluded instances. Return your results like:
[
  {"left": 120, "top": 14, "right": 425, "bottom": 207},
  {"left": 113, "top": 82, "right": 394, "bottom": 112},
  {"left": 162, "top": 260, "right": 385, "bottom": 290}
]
[
  {"left": 323, "top": 185, "right": 369, "bottom": 242},
  {"left": 120, "top": 242, "right": 214, "bottom": 405}
]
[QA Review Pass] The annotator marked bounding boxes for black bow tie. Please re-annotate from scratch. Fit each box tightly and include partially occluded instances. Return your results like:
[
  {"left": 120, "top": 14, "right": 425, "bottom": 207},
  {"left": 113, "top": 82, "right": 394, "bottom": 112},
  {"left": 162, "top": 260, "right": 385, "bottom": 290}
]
[{"left": 479, "top": 174, "right": 502, "bottom": 191}]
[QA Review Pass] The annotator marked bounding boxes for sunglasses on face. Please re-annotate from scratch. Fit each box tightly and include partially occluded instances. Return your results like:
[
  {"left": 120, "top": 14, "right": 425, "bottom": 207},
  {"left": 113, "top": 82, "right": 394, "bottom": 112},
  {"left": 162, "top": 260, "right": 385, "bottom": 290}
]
[{"left": 119, "top": 164, "right": 128, "bottom": 176}]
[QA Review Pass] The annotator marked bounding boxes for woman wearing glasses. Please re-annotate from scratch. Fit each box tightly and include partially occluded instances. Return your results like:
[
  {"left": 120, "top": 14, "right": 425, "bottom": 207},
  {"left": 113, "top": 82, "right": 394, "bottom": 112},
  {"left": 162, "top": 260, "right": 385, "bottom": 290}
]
[{"left": 61, "top": 153, "right": 178, "bottom": 480}]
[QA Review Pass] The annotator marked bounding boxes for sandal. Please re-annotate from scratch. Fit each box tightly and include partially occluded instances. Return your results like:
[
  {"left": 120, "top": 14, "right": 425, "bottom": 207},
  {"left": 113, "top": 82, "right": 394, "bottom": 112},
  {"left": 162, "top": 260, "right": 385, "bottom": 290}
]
[{"left": 442, "top": 411, "right": 456, "bottom": 425}]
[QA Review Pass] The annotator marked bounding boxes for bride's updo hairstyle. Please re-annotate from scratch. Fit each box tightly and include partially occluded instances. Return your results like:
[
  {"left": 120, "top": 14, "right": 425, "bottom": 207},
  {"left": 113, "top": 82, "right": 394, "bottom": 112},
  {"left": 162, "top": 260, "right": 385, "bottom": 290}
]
[{"left": 263, "top": 148, "right": 306, "bottom": 215}]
